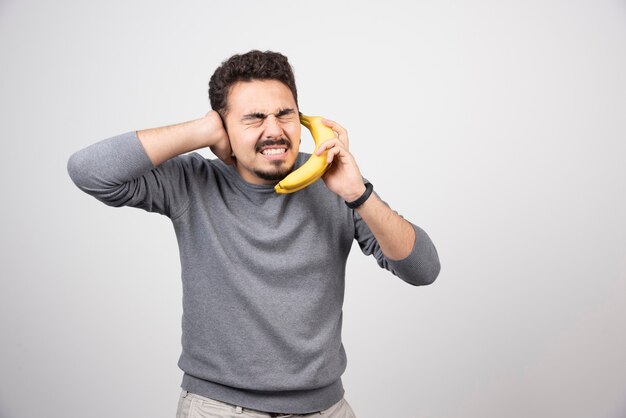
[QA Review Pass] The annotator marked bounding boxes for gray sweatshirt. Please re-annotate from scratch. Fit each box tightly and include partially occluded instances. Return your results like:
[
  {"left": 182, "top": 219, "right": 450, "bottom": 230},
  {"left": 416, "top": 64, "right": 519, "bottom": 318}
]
[{"left": 67, "top": 131, "right": 440, "bottom": 414}]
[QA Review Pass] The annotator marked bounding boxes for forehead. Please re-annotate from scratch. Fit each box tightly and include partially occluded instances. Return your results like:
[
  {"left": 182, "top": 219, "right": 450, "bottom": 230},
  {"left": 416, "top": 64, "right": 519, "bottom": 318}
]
[{"left": 227, "top": 79, "right": 296, "bottom": 115}]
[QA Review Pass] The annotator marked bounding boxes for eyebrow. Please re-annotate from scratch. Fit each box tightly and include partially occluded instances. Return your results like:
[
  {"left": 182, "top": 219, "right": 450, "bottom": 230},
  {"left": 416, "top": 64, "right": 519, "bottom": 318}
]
[
  {"left": 276, "top": 108, "right": 295, "bottom": 117},
  {"left": 242, "top": 108, "right": 296, "bottom": 120}
]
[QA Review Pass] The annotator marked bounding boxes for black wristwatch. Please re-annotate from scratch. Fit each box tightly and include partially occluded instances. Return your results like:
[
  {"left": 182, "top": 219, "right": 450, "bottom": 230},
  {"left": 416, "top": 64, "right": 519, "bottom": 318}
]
[{"left": 345, "top": 182, "right": 374, "bottom": 209}]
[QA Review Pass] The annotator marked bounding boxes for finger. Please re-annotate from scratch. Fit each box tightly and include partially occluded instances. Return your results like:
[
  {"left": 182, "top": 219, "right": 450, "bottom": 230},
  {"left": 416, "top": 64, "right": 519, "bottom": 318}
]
[
  {"left": 322, "top": 118, "right": 349, "bottom": 146},
  {"left": 223, "top": 154, "right": 235, "bottom": 165},
  {"left": 321, "top": 118, "right": 346, "bottom": 137},
  {"left": 315, "top": 138, "right": 343, "bottom": 155},
  {"left": 211, "top": 143, "right": 235, "bottom": 165},
  {"left": 219, "top": 153, "right": 235, "bottom": 165},
  {"left": 325, "top": 146, "right": 343, "bottom": 164}
]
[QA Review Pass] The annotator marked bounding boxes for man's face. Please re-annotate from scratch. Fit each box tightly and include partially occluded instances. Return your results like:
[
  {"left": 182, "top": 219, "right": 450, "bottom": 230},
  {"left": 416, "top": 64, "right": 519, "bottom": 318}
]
[{"left": 224, "top": 79, "right": 301, "bottom": 185}]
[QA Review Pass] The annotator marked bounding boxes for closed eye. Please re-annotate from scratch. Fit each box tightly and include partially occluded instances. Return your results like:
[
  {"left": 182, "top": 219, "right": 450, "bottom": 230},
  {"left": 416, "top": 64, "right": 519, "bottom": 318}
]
[
  {"left": 242, "top": 112, "right": 266, "bottom": 125},
  {"left": 275, "top": 108, "right": 295, "bottom": 118},
  {"left": 241, "top": 108, "right": 296, "bottom": 125}
]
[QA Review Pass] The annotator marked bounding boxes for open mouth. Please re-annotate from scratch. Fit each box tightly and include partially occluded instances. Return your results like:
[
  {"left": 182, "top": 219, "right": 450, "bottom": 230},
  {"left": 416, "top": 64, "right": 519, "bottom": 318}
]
[
  {"left": 261, "top": 147, "right": 287, "bottom": 156},
  {"left": 257, "top": 139, "right": 290, "bottom": 159}
]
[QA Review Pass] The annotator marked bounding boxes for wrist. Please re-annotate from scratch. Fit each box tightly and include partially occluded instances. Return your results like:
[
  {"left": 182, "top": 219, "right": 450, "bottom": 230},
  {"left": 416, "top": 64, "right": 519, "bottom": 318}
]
[
  {"left": 343, "top": 183, "right": 367, "bottom": 203},
  {"left": 194, "top": 115, "right": 219, "bottom": 148},
  {"left": 345, "top": 182, "right": 373, "bottom": 209}
]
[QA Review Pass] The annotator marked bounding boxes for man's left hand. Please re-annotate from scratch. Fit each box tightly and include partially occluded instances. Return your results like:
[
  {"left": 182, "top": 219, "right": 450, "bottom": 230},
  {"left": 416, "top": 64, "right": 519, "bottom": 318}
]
[{"left": 315, "top": 118, "right": 366, "bottom": 202}]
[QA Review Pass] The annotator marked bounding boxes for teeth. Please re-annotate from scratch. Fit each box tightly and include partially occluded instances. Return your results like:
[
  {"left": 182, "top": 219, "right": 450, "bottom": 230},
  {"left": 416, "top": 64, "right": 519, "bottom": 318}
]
[{"left": 262, "top": 148, "right": 286, "bottom": 156}]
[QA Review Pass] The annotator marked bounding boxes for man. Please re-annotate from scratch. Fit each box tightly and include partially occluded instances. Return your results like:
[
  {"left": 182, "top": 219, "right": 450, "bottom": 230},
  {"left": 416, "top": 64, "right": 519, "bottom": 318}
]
[{"left": 68, "top": 50, "right": 440, "bottom": 418}]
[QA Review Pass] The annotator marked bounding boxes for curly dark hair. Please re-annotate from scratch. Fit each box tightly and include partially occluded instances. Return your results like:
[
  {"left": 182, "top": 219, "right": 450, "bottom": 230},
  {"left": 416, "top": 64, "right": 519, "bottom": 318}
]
[{"left": 208, "top": 50, "right": 298, "bottom": 116}]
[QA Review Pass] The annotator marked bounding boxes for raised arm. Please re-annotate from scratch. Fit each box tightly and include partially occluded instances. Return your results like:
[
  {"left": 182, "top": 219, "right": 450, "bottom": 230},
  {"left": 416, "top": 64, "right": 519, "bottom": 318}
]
[
  {"left": 315, "top": 118, "right": 440, "bottom": 285},
  {"left": 137, "top": 110, "right": 232, "bottom": 166},
  {"left": 354, "top": 192, "right": 416, "bottom": 260},
  {"left": 67, "top": 111, "right": 232, "bottom": 215}
]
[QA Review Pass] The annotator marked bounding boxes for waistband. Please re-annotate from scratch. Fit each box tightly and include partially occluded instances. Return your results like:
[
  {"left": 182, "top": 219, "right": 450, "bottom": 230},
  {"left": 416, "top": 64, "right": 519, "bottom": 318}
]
[
  {"left": 181, "top": 390, "right": 324, "bottom": 416},
  {"left": 181, "top": 373, "right": 344, "bottom": 414}
]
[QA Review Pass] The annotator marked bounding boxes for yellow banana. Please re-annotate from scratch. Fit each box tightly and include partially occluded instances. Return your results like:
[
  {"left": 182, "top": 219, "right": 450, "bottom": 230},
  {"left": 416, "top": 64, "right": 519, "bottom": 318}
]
[{"left": 274, "top": 114, "right": 335, "bottom": 194}]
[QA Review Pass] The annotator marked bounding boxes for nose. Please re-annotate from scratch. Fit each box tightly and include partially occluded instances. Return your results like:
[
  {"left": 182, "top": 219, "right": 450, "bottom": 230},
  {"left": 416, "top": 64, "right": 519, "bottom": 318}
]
[{"left": 263, "top": 115, "right": 284, "bottom": 139}]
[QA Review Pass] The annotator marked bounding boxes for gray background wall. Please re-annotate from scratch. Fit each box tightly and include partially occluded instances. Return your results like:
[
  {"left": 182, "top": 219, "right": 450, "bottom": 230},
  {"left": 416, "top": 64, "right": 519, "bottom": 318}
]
[{"left": 1, "top": 1, "right": 625, "bottom": 417}]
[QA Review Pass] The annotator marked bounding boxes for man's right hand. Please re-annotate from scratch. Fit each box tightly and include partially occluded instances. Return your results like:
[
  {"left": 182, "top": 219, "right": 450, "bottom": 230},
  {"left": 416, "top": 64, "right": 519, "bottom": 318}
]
[
  {"left": 202, "top": 111, "right": 234, "bottom": 165},
  {"left": 137, "top": 111, "right": 234, "bottom": 167}
]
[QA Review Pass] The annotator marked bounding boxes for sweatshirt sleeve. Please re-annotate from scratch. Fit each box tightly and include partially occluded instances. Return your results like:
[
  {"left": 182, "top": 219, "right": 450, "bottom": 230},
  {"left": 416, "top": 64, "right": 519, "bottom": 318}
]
[
  {"left": 353, "top": 194, "right": 441, "bottom": 286},
  {"left": 67, "top": 131, "right": 191, "bottom": 218}
]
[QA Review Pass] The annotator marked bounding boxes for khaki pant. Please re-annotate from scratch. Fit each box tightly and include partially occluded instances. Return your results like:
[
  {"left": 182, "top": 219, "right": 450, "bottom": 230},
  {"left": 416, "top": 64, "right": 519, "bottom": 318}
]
[{"left": 176, "top": 390, "right": 357, "bottom": 418}]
